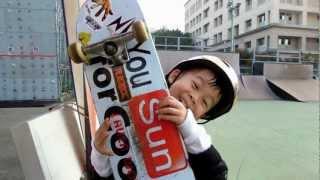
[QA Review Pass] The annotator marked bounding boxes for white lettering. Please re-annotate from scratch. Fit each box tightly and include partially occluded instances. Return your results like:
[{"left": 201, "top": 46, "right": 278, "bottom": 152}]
[
  {"left": 139, "top": 98, "right": 159, "bottom": 124},
  {"left": 152, "top": 149, "right": 172, "bottom": 172},
  {"left": 146, "top": 126, "right": 166, "bottom": 148}
]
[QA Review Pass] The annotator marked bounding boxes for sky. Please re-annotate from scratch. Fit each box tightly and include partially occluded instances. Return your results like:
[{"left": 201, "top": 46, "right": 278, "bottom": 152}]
[{"left": 138, "top": 0, "right": 186, "bottom": 32}]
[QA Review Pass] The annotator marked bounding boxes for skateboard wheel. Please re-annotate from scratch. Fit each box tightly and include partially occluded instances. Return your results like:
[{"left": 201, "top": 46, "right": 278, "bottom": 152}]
[
  {"left": 132, "top": 21, "right": 148, "bottom": 43},
  {"left": 68, "top": 42, "right": 89, "bottom": 64}
]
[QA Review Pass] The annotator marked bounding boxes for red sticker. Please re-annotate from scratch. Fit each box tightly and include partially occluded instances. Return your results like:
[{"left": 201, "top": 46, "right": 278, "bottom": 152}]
[{"left": 128, "top": 90, "right": 187, "bottom": 178}]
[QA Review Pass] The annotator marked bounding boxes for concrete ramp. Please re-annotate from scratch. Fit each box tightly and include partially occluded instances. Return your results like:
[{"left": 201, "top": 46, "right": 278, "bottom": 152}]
[
  {"left": 264, "top": 63, "right": 319, "bottom": 102},
  {"left": 264, "top": 63, "right": 314, "bottom": 79},
  {"left": 267, "top": 79, "right": 319, "bottom": 102},
  {"left": 239, "top": 75, "right": 280, "bottom": 100},
  {"left": 11, "top": 105, "right": 85, "bottom": 180}
]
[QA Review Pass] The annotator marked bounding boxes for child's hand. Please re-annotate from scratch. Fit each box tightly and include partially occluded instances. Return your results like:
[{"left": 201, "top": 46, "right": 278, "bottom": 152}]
[
  {"left": 158, "top": 96, "right": 187, "bottom": 125},
  {"left": 94, "top": 118, "right": 113, "bottom": 156}
]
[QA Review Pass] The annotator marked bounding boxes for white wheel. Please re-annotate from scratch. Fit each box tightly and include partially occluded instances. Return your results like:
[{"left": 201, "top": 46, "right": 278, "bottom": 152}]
[
  {"left": 132, "top": 21, "right": 148, "bottom": 43},
  {"left": 68, "top": 42, "right": 89, "bottom": 64}
]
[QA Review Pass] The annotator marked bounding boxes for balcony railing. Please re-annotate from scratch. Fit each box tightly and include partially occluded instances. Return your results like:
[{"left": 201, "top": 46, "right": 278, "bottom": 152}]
[{"left": 279, "top": 20, "right": 301, "bottom": 26}]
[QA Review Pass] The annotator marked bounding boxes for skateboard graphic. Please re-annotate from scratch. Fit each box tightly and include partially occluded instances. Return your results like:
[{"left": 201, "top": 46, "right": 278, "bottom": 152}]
[{"left": 68, "top": 0, "right": 195, "bottom": 179}]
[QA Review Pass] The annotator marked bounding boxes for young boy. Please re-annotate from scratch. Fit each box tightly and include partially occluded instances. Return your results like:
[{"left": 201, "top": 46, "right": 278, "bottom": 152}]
[{"left": 91, "top": 55, "right": 239, "bottom": 180}]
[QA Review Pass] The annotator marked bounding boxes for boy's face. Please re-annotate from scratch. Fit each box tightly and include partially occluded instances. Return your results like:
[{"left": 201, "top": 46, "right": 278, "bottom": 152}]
[{"left": 168, "top": 68, "right": 222, "bottom": 119}]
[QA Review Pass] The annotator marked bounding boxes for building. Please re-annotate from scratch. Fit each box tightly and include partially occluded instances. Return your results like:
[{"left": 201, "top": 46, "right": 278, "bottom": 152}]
[
  {"left": 0, "top": 0, "right": 68, "bottom": 104},
  {"left": 184, "top": 0, "right": 320, "bottom": 52}
]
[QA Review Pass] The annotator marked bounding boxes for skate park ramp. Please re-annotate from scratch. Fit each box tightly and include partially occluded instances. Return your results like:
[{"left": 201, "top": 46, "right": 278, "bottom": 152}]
[
  {"left": 239, "top": 75, "right": 280, "bottom": 100},
  {"left": 11, "top": 105, "right": 85, "bottom": 179},
  {"left": 264, "top": 63, "right": 319, "bottom": 102}
]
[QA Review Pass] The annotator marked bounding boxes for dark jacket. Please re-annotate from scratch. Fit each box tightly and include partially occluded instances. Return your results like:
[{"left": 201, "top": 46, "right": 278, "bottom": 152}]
[{"left": 189, "top": 145, "right": 228, "bottom": 180}]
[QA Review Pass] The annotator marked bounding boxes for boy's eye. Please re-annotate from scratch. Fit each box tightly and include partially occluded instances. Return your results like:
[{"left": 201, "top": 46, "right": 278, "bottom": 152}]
[
  {"left": 192, "top": 81, "right": 199, "bottom": 89},
  {"left": 202, "top": 99, "right": 208, "bottom": 108}
]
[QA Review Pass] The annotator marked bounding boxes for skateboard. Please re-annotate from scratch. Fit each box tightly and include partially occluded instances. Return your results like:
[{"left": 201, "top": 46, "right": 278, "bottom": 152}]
[{"left": 68, "top": 0, "right": 195, "bottom": 179}]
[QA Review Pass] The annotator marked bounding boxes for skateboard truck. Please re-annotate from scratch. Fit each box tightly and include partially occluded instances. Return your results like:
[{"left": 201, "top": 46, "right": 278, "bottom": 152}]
[{"left": 68, "top": 20, "right": 148, "bottom": 65}]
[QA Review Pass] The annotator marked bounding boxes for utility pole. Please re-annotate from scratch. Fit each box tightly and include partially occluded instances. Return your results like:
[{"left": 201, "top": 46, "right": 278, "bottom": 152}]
[
  {"left": 227, "top": 0, "right": 241, "bottom": 52},
  {"left": 318, "top": 25, "right": 320, "bottom": 79}
]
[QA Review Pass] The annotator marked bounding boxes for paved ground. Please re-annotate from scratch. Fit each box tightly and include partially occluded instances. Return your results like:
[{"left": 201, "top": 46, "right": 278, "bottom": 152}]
[
  {"left": 0, "top": 101, "right": 318, "bottom": 180},
  {"left": 206, "top": 101, "right": 319, "bottom": 180}
]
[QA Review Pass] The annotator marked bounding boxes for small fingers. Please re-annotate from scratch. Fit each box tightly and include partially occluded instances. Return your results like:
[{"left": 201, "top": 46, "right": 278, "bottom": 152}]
[
  {"left": 95, "top": 130, "right": 109, "bottom": 145},
  {"left": 158, "top": 107, "right": 181, "bottom": 116},
  {"left": 158, "top": 114, "right": 180, "bottom": 123},
  {"left": 96, "top": 118, "right": 110, "bottom": 134},
  {"left": 102, "top": 118, "right": 111, "bottom": 130},
  {"left": 159, "top": 96, "right": 179, "bottom": 108}
]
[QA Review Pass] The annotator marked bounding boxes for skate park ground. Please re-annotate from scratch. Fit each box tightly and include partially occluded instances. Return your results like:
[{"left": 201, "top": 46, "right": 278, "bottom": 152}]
[
  {"left": 0, "top": 100, "right": 318, "bottom": 179},
  {"left": 205, "top": 101, "right": 318, "bottom": 180}
]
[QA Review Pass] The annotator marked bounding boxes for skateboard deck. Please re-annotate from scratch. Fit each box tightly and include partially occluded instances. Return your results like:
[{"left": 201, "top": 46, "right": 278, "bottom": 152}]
[{"left": 68, "top": 0, "right": 195, "bottom": 179}]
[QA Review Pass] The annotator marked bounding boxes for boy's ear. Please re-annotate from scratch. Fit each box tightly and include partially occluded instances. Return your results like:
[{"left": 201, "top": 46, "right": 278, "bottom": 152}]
[{"left": 168, "top": 69, "right": 181, "bottom": 85}]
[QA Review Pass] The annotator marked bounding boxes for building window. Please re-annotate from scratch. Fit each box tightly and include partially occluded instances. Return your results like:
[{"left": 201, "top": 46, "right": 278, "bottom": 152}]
[
  {"left": 214, "top": 18, "right": 218, "bottom": 27},
  {"left": 235, "top": 44, "right": 239, "bottom": 50},
  {"left": 245, "top": 19, "right": 252, "bottom": 31},
  {"left": 227, "top": 28, "right": 232, "bottom": 39},
  {"left": 281, "top": 0, "right": 303, "bottom": 5},
  {"left": 228, "top": 10, "right": 232, "bottom": 20},
  {"left": 218, "top": 15, "right": 223, "bottom": 26},
  {"left": 278, "top": 37, "right": 291, "bottom": 46},
  {"left": 234, "top": 25, "right": 239, "bottom": 36},
  {"left": 214, "top": 34, "right": 218, "bottom": 43},
  {"left": 214, "top": 1, "right": 218, "bottom": 10},
  {"left": 280, "top": 12, "right": 285, "bottom": 21},
  {"left": 195, "top": 0, "right": 202, "bottom": 10},
  {"left": 297, "top": 0, "right": 303, "bottom": 5},
  {"left": 196, "top": 15, "right": 199, "bottom": 24},
  {"left": 279, "top": 12, "right": 293, "bottom": 23},
  {"left": 257, "top": 13, "right": 266, "bottom": 26},
  {"left": 245, "top": 0, "right": 252, "bottom": 11},
  {"left": 204, "top": 39, "right": 209, "bottom": 46},
  {"left": 258, "top": 0, "right": 266, "bottom": 5},
  {"left": 235, "top": 7, "right": 240, "bottom": 16},
  {"left": 245, "top": 41, "right": 251, "bottom": 49},
  {"left": 257, "top": 37, "right": 265, "bottom": 46},
  {"left": 204, "top": 7, "right": 210, "bottom": 18},
  {"left": 219, "top": 0, "right": 223, "bottom": 8},
  {"left": 203, "top": 23, "right": 210, "bottom": 33},
  {"left": 218, "top": 32, "right": 222, "bottom": 42},
  {"left": 198, "top": 28, "right": 202, "bottom": 35}
]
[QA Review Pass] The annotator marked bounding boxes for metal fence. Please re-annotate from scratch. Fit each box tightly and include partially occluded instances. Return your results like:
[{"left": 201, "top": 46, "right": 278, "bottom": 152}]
[
  {"left": 152, "top": 35, "right": 320, "bottom": 78},
  {"left": 240, "top": 49, "right": 319, "bottom": 77}
]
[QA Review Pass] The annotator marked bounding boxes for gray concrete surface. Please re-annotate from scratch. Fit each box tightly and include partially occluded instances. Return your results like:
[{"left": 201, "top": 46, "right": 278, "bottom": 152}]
[
  {"left": 239, "top": 75, "right": 280, "bottom": 100},
  {"left": 0, "top": 107, "right": 49, "bottom": 180}
]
